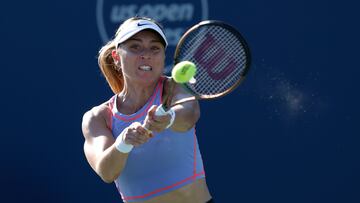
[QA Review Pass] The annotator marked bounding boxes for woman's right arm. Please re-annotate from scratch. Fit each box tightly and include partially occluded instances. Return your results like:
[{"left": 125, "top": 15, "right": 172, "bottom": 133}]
[{"left": 81, "top": 104, "right": 128, "bottom": 183}]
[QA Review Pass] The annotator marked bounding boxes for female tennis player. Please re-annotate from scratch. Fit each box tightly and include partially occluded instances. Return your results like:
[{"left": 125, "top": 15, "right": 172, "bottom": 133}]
[{"left": 81, "top": 16, "right": 213, "bottom": 203}]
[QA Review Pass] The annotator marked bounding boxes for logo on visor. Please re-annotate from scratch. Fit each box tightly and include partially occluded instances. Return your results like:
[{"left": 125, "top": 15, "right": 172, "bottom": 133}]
[{"left": 137, "top": 22, "right": 152, "bottom": 27}]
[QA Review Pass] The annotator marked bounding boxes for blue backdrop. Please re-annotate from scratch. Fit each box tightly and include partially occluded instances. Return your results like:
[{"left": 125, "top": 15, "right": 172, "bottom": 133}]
[{"left": 1, "top": 0, "right": 358, "bottom": 202}]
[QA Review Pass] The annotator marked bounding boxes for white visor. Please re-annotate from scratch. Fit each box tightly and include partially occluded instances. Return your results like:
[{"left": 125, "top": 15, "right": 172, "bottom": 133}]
[{"left": 114, "top": 19, "right": 168, "bottom": 48}]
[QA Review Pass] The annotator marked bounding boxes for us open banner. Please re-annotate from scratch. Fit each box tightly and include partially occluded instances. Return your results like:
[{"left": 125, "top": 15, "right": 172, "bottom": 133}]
[{"left": 96, "top": 0, "right": 209, "bottom": 73}]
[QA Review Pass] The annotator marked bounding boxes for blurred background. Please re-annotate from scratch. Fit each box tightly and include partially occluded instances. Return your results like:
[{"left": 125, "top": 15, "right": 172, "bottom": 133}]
[{"left": 1, "top": 0, "right": 358, "bottom": 202}]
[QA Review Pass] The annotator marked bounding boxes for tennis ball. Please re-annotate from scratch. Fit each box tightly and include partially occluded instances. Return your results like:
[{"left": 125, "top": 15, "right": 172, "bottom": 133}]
[{"left": 172, "top": 61, "right": 197, "bottom": 83}]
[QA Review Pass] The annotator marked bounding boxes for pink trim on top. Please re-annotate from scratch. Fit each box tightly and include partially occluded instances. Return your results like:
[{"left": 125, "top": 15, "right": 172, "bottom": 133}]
[
  {"left": 159, "top": 76, "right": 165, "bottom": 104},
  {"left": 122, "top": 171, "right": 205, "bottom": 201},
  {"left": 193, "top": 129, "right": 197, "bottom": 175},
  {"left": 113, "top": 78, "right": 164, "bottom": 122},
  {"left": 194, "top": 129, "right": 206, "bottom": 175}
]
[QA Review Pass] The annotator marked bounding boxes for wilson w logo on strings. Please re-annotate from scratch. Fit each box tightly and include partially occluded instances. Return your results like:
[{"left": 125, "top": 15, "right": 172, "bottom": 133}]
[{"left": 193, "top": 33, "right": 237, "bottom": 80}]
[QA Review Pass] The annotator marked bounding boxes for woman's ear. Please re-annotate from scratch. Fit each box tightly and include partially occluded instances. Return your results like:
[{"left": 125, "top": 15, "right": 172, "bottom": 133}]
[
  {"left": 111, "top": 50, "right": 122, "bottom": 71},
  {"left": 111, "top": 50, "right": 120, "bottom": 62}
]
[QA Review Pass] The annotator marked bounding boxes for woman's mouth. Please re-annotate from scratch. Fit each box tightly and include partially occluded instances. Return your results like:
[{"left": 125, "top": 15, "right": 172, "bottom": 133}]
[{"left": 139, "top": 65, "right": 152, "bottom": 71}]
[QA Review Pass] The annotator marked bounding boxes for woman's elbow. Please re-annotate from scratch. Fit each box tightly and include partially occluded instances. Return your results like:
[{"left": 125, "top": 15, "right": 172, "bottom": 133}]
[
  {"left": 96, "top": 164, "right": 119, "bottom": 183},
  {"left": 101, "top": 176, "right": 116, "bottom": 184},
  {"left": 98, "top": 171, "right": 119, "bottom": 183}
]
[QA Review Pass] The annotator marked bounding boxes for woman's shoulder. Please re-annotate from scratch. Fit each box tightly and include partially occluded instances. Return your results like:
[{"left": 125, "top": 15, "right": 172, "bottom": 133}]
[
  {"left": 82, "top": 100, "right": 113, "bottom": 126},
  {"left": 81, "top": 101, "right": 114, "bottom": 140}
]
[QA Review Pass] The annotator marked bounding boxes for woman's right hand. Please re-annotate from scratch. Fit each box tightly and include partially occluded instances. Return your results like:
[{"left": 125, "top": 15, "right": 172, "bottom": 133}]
[{"left": 122, "top": 122, "right": 153, "bottom": 147}]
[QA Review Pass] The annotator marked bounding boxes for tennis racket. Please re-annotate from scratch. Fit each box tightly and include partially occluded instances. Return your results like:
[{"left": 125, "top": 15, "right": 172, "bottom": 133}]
[{"left": 161, "top": 20, "right": 251, "bottom": 110}]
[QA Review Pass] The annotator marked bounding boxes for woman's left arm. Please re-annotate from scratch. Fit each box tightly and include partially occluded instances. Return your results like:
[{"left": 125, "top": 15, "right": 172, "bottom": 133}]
[{"left": 167, "top": 82, "right": 200, "bottom": 132}]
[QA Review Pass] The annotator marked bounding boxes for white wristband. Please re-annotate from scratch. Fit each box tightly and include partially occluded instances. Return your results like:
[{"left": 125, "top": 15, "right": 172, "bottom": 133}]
[{"left": 114, "top": 131, "right": 133, "bottom": 153}]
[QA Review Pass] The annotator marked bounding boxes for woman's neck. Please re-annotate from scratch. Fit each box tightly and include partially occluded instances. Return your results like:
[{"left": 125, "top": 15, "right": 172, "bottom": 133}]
[{"left": 117, "top": 81, "right": 158, "bottom": 115}]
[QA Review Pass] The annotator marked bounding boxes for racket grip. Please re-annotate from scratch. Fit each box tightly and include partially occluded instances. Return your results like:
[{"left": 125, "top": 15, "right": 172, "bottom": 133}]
[
  {"left": 141, "top": 105, "right": 166, "bottom": 134},
  {"left": 155, "top": 104, "right": 176, "bottom": 129},
  {"left": 141, "top": 104, "right": 175, "bottom": 135},
  {"left": 154, "top": 104, "right": 167, "bottom": 116}
]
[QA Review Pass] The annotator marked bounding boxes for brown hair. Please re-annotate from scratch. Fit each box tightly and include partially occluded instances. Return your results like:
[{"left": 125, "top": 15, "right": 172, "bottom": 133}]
[
  {"left": 97, "top": 17, "right": 165, "bottom": 94},
  {"left": 98, "top": 41, "right": 123, "bottom": 94}
]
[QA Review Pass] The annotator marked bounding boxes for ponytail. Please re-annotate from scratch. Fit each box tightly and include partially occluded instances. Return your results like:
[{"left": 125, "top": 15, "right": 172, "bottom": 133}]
[{"left": 98, "top": 41, "right": 124, "bottom": 94}]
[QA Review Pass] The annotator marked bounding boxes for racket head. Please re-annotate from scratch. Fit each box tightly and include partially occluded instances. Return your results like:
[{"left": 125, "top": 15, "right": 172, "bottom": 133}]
[{"left": 174, "top": 20, "right": 251, "bottom": 100}]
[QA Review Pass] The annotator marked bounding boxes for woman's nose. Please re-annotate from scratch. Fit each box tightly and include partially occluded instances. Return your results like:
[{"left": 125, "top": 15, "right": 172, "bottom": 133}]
[{"left": 139, "top": 49, "right": 151, "bottom": 60}]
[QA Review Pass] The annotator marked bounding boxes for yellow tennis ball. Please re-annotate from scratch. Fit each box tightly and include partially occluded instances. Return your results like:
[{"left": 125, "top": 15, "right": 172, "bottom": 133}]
[{"left": 172, "top": 61, "right": 197, "bottom": 83}]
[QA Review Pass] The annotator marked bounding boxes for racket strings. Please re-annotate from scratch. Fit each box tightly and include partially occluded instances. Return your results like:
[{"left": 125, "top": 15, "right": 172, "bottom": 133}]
[{"left": 177, "top": 25, "right": 249, "bottom": 97}]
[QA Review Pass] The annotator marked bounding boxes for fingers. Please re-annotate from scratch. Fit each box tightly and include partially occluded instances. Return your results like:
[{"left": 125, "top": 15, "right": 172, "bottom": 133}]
[{"left": 123, "top": 122, "right": 153, "bottom": 147}]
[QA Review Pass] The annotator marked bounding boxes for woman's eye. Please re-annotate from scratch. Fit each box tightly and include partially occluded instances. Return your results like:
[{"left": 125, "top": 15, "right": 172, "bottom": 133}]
[
  {"left": 151, "top": 46, "right": 160, "bottom": 51},
  {"left": 130, "top": 44, "right": 140, "bottom": 50}
]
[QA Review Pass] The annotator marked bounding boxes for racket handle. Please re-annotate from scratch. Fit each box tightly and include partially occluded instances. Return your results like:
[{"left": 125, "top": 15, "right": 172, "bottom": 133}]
[
  {"left": 142, "top": 104, "right": 175, "bottom": 132},
  {"left": 142, "top": 105, "right": 167, "bottom": 131},
  {"left": 140, "top": 105, "right": 166, "bottom": 131},
  {"left": 155, "top": 104, "right": 176, "bottom": 129},
  {"left": 154, "top": 104, "right": 168, "bottom": 116}
]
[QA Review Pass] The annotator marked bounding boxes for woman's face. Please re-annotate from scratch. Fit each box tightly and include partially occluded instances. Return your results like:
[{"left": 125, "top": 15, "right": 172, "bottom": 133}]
[{"left": 117, "top": 30, "right": 166, "bottom": 85}]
